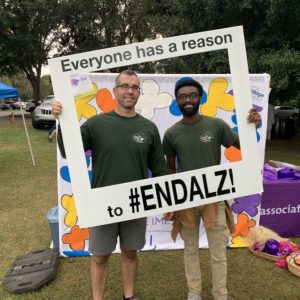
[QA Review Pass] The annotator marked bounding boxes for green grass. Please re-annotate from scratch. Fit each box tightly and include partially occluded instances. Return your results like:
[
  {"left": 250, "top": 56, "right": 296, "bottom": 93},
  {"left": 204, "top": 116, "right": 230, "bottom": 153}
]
[
  {"left": 0, "top": 119, "right": 300, "bottom": 300},
  {"left": 265, "top": 137, "right": 300, "bottom": 166}
]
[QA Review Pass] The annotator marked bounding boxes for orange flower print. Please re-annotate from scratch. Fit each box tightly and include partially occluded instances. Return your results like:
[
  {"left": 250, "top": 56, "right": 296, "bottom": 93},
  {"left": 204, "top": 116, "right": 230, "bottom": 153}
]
[
  {"left": 96, "top": 88, "right": 117, "bottom": 113},
  {"left": 224, "top": 146, "right": 242, "bottom": 162},
  {"left": 62, "top": 225, "right": 90, "bottom": 251},
  {"left": 231, "top": 213, "right": 256, "bottom": 238}
]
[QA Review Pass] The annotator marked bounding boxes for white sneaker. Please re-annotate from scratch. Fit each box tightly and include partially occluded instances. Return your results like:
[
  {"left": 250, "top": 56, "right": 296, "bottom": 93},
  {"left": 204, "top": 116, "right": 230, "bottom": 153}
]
[{"left": 187, "top": 292, "right": 202, "bottom": 300}]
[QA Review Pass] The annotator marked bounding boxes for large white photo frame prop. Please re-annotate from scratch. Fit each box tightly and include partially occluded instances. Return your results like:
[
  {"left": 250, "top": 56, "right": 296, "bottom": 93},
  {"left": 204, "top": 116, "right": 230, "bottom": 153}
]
[{"left": 49, "top": 26, "right": 263, "bottom": 228}]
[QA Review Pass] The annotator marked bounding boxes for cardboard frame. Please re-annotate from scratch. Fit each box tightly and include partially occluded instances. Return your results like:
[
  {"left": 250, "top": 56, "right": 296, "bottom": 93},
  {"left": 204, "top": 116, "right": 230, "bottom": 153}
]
[{"left": 49, "top": 26, "right": 263, "bottom": 228}]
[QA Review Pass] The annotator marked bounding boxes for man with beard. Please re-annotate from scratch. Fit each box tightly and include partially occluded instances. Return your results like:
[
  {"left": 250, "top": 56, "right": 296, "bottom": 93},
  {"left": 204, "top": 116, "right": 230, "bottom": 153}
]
[
  {"left": 52, "top": 70, "right": 167, "bottom": 300},
  {"left": 163, "top": 77, "right": 260, "bottom": 300}
]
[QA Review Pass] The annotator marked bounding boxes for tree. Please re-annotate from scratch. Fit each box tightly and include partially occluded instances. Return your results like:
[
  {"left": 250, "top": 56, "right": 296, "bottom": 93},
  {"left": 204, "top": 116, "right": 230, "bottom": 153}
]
[
  {"left": 0, "top": 74, "right": 33, "bottom": 100},
  {"left": 58, "top": 0, "right": 158, "bottom": 72},
  {"left": 1, "top": 0, "right": 298, "bottom": 104},
  {"left": 40, "top": 75, "right": 54, "bottom": 99},
  {"left": 145, "top": 0, "right": 300, "bottom": 103},
  {"left": 0, "top": 0, "right": 62, "bottom": 103},
  {"left": 256, "top": 49, "right": 300, "bottom": 104}
]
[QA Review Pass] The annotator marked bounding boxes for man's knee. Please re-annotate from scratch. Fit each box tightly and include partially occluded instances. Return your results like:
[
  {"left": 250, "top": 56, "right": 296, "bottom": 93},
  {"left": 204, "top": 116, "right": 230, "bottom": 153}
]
[
  {"left": 120, "top": 246, "right": 137, "bottom": 261},
  {"left": 91, "top": 254, "right": 111, "bottom": 267}
]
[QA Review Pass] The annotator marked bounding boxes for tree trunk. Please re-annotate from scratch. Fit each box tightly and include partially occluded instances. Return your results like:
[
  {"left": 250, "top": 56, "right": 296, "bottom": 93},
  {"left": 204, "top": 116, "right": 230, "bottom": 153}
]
[{"left": 24, "top": 69, "right": 41, "bottom": 106}]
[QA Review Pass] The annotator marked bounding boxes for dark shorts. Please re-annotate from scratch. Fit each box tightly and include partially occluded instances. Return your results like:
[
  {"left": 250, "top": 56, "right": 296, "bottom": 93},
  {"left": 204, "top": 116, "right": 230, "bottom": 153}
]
[{"left": 88, "top": 217, "right": 147, "bottom": 256}]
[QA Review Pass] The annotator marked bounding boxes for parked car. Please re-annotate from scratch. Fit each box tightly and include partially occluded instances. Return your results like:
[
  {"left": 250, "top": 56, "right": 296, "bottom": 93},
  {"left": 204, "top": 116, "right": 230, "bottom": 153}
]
[
  {"left": 4, "top": 100, "right": 15, "bottom": 109},
  {"left": 25, "top": 99, "right": 41, "bottom": 113},
  {"left": 5, "top": 101, "right": 24, "bottom": 110},
  {"left": 43, "top": 95, "right": 55, "bottom": 101},
  {"left": 32, "top": 98, "right": 55, "bottom": 129},
  {"left": 275, "top": 106, "right": 299, "bottom": 118},
  {"left": 10, "top": 101, "right": 20, "bottom": 109},
  {"left": 11, "top": 101, "right": 26, "bottom": 109},
  {"left": 0, "top": 102, "right": 11, "bottom": 110}
]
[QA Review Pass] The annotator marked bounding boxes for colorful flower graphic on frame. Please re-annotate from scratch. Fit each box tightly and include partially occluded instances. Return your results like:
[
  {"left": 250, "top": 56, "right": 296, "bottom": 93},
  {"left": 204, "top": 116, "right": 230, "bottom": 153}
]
[
  {"left": 61, "top": 194, "right": 77, "bottom": 227},
  {"left": 231, "top": 213, "right": 256, "bottom": 238},
  {"left": 200, "top": 78, "right": 235, "bottom": 117},
  {"left": 231, "top": 104, "right": 263, "bottom": 142},
  {"left": 75, "top": 82, "right": 98, "bottom": 121},
  {"left": 62, "top": 225, "right": 90, "bottom": 251},
  {"left": 136, "top": 79, "right": 172, "bottom": 119},
  {"left": 224, "top": 146, "right": 242, "bottom": 162},
  {"left": 95, "top": 88, "right": 117, "bottom": 112},
  {"left": 229, "top": 236, "right": 248, "bottom": 248},
  {"left": 60, "top": 151, "right": 92, "bottom": 183},
  {"left": 231, "top": 194, "right": 261, "bottom": 217}
]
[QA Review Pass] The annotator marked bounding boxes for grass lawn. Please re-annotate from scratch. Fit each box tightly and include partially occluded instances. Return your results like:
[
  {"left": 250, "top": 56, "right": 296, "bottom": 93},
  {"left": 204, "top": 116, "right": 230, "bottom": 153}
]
[{"left": 0, "top": 117, "right": 299, "bottom": 300}]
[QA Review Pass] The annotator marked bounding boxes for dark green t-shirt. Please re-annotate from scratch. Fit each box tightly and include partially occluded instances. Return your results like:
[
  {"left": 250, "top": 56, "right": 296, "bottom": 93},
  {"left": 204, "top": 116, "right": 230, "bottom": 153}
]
[
  {"left": 58, "top": 111, "right": 167, "bottom": 188},
  {"left": 163, "top": 115, "right": 238, "bottom": 171}
]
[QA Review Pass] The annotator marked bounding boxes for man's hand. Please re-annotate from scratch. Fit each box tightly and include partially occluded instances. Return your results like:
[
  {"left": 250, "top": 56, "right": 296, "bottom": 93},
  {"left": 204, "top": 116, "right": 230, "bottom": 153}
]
[
  {"left": 247, "top": 108, "right": 261, "bottom": 128},
  {"left": 52, "top": 100, "right": 63, "bottom": 119},
  {"left": 162, "top": 212, "right": 174, "bottom": 221}
]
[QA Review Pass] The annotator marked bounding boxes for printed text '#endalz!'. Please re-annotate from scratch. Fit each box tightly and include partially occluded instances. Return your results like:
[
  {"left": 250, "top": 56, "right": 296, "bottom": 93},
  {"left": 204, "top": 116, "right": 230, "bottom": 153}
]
[{"left": 128, "top": 168, "right": 236, "bottom": 213}]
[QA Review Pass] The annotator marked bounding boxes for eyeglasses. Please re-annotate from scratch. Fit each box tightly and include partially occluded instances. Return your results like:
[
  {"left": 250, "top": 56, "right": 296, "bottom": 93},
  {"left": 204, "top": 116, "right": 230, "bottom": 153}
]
[
  {"left": 116, "top": 83, "right": 140, "bottom": 92},
  {"left": 177, "top": 92, "right": 200, "bottom": 102}
]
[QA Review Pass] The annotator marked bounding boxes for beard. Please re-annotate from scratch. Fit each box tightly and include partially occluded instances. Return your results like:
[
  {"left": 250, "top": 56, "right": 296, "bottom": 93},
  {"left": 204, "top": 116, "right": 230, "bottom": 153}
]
[
  {"left": 118, "top": 97, "right": 138, "bottom": 109},
  {"left": 178, "top": 102, "right": 200, "bottom": 116}
]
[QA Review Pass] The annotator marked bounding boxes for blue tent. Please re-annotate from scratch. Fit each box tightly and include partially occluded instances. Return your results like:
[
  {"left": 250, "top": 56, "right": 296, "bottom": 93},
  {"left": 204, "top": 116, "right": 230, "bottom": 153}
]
[{"left": 0, "top": 82, "right": 19, "bottom": 99}]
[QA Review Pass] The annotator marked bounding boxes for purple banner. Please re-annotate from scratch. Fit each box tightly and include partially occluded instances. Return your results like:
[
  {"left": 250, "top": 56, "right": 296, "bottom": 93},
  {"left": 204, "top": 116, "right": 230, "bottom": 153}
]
[{"left": 260, "top": 179, "right": 300, "bottom": 237}]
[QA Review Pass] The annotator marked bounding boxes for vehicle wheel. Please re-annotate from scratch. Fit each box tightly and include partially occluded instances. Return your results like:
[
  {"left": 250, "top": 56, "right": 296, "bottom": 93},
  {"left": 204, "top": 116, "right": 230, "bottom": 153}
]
[
  {"left": 29, "top": 107, "right": 35, "bottom": 114},
  {"left": 32, "top": 117, "right": 44, "bottom": 129}
]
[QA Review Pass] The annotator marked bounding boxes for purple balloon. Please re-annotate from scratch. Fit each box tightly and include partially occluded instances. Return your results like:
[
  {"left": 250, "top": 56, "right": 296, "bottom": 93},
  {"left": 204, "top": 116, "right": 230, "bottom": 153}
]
[{"left": 265, "top": 239, "right": 280, "bottom": 256}]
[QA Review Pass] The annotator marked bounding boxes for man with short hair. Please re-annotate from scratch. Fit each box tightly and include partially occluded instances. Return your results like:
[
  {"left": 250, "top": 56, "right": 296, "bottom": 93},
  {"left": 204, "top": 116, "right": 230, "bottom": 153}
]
[
  {"left": 52, "top": 70, "right": 167, "bottom": 300},
  {"left": 163, "top": 77, "right": 260, "bottom": 300}
]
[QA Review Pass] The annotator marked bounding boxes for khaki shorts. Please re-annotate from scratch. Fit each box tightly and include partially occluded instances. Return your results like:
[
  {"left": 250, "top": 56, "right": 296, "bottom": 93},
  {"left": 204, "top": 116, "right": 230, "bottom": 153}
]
[{"left": 89, "top": 217, "right": 147, "bottom": 255}]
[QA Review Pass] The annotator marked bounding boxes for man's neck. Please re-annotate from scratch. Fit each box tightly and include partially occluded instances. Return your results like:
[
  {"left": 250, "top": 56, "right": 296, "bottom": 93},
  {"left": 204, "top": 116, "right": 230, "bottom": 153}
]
[
  {"left": 114, "top": 106, "right": 136, "bottom": 117},
  {"left": 182, "top": 113, "right": 200, "bottom": 124}
]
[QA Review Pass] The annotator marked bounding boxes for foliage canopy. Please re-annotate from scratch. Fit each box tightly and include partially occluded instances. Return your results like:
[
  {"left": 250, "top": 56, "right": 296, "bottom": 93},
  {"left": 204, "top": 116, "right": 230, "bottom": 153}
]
[{"left": 0, "top": 0, "right": 299, "bottom": 104}]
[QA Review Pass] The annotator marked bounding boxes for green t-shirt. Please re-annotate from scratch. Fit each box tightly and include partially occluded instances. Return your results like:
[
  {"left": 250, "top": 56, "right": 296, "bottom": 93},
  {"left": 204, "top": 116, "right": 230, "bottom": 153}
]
[
  {"left": 58, "top": 111, "right": 167, "bottom": 188},
  {"left": 163, "top": 115, "right": 238, "bottom": 172}
]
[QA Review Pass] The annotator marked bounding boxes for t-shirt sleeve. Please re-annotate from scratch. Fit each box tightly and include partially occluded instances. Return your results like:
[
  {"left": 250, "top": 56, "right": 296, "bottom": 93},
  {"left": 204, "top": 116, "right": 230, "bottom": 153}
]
[
  {"left": 220, "top": 119, "right": 238, "bottom": 148},
  {"left": 57, "top": 122, "right": 92, "bottom": 159},
  {"left": 57, "top": 125, "right": 66, "bottom": 158},
  {"left": 148, "top": 125, "right": 167, "bottom": 177},
  {"left": 80, "top": 123, "right": 92, "bottom": 151},
  {"left": 162, "top": 129, "right": 176, "bottom": 158}
]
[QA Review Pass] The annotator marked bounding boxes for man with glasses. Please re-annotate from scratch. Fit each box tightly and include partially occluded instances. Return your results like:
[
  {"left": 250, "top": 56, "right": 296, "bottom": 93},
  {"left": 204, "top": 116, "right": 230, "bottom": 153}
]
[
  {"left": 52, "top": 70, "right": 167, "bottom": 300},
  {"left": 163, "top": 77, "right": 260, "bottom": 300}
]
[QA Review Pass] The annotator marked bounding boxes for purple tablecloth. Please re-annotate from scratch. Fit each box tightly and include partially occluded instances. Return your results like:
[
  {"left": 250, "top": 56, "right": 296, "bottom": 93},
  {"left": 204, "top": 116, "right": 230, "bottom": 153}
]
[{"left": 260, "top": 179, "right": 300, "bottom": 237}]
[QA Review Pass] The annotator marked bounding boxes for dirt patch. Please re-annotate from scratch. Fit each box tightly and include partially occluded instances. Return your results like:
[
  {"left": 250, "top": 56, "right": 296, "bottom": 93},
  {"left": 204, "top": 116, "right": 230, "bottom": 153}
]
[{"left": 0, "top": 110, "right": 31, "bottom": 124}]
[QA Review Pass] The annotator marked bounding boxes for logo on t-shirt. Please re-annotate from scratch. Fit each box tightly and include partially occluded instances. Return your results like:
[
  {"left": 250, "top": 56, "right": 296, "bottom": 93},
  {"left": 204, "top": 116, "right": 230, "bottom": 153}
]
[
  {"left": 200, "top": 131, "right": 214, "bottom": 143},
  {"left": 132, "top": 132, "right": 147, "bottom": 144}
]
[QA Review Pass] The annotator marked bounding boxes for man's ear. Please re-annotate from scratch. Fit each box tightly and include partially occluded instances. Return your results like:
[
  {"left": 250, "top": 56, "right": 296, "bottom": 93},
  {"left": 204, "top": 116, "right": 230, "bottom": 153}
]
[{"left": 112, "top": 87, "right": 117, "bottom": 97}]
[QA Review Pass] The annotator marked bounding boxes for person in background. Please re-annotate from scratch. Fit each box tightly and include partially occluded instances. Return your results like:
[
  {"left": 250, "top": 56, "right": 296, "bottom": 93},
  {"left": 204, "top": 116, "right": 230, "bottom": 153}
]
[
  {"left": 52, "top": 70, "right": 167, "bottom": 300},
  {"left": 267, "top": 103, "right": 275, "bottom": 140},
  {"left": 47, "top": 123, "right": 56, "bottom": 142},
  {"left": 163, "top": 77, "right": 261, "bottom": 300}
]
